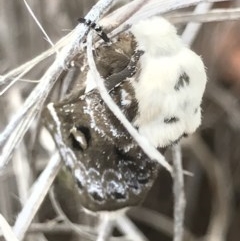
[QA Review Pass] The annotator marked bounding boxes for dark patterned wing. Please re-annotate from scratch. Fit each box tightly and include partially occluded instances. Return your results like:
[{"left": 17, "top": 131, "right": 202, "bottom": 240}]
[{"left": 43, "top": 81, "right": 160, "bottom": 212}]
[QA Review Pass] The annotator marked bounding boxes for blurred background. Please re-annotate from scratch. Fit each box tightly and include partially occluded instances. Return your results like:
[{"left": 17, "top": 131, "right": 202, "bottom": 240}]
[{"left": 1, "top": 0, "right": 240, "bottom": 241}]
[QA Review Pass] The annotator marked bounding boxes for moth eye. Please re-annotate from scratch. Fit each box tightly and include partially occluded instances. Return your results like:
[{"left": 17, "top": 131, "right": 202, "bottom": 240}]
[{"left": 70, "top": 126, "right": 90, "bottom": 150}]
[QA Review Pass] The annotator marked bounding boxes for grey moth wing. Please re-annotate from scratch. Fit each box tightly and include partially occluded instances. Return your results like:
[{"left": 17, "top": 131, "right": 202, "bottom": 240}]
[
  {"left": 43, "top": 80, "right": 160, "bottom": 212},
  {"left": 43, "top": 34, "right": 161, "bottom": 212}
]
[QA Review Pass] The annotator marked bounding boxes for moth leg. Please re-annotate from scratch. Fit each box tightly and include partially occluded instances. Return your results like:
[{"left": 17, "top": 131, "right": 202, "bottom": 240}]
[{"left": 105, "top": 50, "right": 144, "bottom": 91}]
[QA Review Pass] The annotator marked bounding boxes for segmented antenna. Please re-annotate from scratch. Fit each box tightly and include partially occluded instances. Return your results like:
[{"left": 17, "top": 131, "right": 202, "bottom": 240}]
[{"left": 78, "top": 17, "right": 110, "bottom": 43}]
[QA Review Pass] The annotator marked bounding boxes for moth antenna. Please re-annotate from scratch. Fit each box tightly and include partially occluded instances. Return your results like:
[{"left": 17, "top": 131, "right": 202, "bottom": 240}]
[{"left": 78, "top": 17, "right": 110, "bottom": 43}]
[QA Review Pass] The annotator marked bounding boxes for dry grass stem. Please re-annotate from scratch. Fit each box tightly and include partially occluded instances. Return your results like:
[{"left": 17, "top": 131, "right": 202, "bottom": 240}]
[
  {"left": 172, "top": 144, "right": 186, "bottom": 241},
  {"left": 101, "top": 0, "right": 151, "bottom": 32},
  {"left": 0, "top": 214, "right": 19, "bottom": 241},
  {"left": 0, "top": 31, "right": 74, "bottom": 95},
  {"left": 96, "top": 214, "right": 114, "bottom": 241},
  {"left": 124, "top": 0, "right": 226, "bottom": 25},
  {"left": 49, "top": 188, "right": 96, "bottom": 240},
  {"left": 181, "top": 3, "right": 214, "bottom": 45},
  {"left": 13, "top": 153, "right": 61, "bottom": 241},
  {"left": 169, "top": 8, "right": 240, "bottom": 23},
  {"left": 116, "top": 214, "right": 149, "bottom": 241},
  {"left": 129, "top": 207, "right": 197, "bottom": 241},
  {"left": 106, "top": 0, "right": 225, "bottom": 42},
  {"left": 23, "top": 0, "right": 55, "bottom": 49},
  {"left": 184, "top": 135, "right": 232, "bottom": 241}
]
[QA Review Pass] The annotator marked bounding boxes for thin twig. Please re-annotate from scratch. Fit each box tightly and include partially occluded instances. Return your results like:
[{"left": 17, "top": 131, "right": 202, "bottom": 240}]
[
  {"left": 1, "top": 222, "right": 94, "bottom": 236},
  {"left": 9, "top": 88, "right": 32, "bottom": 204},
  {"left": 23, "top": 0, "right": 55, "bottom": 48},
  {"left": 49, "top": 188, "right": 97, "bottom": 240},
  {"left": 96, "top": 213, "right": 114, "bottom": 241},
  {"left": 0, "top": 31, "right": 73, "bottom": 95},
  {"left": 172, "top": 144, "right": 186, "bottom": 241},
  {"left": 123, "top": 0, "right": 225, "bottom": 25},
  {"left": 13, "top": 153, "right": 62, "bottom": 241},
  {"left": 129, "top": 207, "right": 197, "bottom": 241},
  {"left": 0, "top": 214, "right": 19, "bottom": 241},
  {"left": 183, "top": 135, "right": 232, "bottom": 241},
  {"left": 86, "top": 32, "right": 172, "bottom": 173},
  {"left": 107, "top": 0, "right": 225, "bottom": 49},
  {"left": 0, "top": 217, "right": 134, "bottom": 241},
  {"left": 0, "top": 62, "right": 40, "bottom": 95},
  {"left": 168, "top": 8, "right": 240, "bottom": 24},
  {"left": 50, "top": 188, "right": 145, "bottom": 241},
  {"left": 101, "top": 0, "right": 150, "bottom": 31},
  {"left": 181, "top": 2, "right": 214, "bottom": 46},
  {"left": 116, "top": 214, "right": 149, "bottom": 241}
]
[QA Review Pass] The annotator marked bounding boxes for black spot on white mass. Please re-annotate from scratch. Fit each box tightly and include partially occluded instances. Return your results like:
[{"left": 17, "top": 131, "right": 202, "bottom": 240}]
[
  {"left": 174, "top": 72, "right": 190, "bottom": 91},
  {"left": 164, "top": 116, "right": 179, "bottom": 124}
]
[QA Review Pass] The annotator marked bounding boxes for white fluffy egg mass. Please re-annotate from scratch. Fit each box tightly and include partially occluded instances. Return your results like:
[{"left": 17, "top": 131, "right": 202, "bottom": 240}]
[{"left": 131, "top": 17, "right": 207, "bottom": 147}]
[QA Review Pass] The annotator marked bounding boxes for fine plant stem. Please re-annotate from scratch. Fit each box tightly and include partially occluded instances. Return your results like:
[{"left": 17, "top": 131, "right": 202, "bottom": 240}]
[
  {"left": 183, "top": 135, "right": 232, "bottom": 241},
  {"left": 13, "top": 153, "right": 62, "bottom": 241},
  {"left": 96, "top": 213, "right": 114, "bottom": 241},
  {"left": 49, "top": 188, "right": 97, "bottom": 240},
  {"left": 116, "top": 214, "right": 148, "bottom": 241},
  {"left": 0, "top": 214, "right": 19, "bottom": 241},
  {"left": 168, "top": 8, "right": 240, "bottom": 24},
  {"left": 172, "top": 144, "right": 186, "bottom": 241},
  {"left": 181, "top": 2, "right": 214, "bottom": 45}
]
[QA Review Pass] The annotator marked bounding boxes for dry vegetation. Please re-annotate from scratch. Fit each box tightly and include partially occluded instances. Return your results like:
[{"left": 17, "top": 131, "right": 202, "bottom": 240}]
[{"left": 1, "top": 0, "right": 240, "bottom": 241}]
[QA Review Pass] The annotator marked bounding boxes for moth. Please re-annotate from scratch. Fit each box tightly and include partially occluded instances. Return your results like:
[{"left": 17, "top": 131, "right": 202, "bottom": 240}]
[
  {"left": 43, "top": 17, "right": 207, "bottom": 212},
  {"left": 44, "top": 33, "right": 160, "bottom": 212}
]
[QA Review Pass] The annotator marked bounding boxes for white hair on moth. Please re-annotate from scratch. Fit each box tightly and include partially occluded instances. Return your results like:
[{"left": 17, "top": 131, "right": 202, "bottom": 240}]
[{"left": 131, "top": 17, "right": 207, "bottom": 147}]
